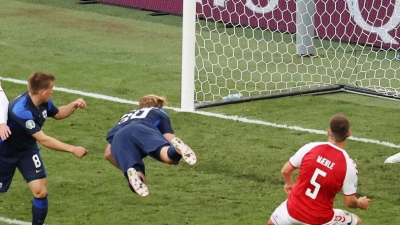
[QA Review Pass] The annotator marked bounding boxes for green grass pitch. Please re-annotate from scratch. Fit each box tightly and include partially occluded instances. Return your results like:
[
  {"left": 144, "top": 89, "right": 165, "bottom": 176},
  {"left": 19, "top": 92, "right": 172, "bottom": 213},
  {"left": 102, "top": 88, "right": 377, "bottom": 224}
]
[{"left": 1, "top": 0, "right": 400, "bottom": 224}]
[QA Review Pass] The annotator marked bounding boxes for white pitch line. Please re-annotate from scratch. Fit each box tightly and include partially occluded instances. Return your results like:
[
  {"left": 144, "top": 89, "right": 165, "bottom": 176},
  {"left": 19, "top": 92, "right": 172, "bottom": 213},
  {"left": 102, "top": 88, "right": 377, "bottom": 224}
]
[
  {"left": 0, "top": 217, "right": 32, "bottom": 225},
  {"left": 2, "top": 77, "right": 400, "bottom": 149}
]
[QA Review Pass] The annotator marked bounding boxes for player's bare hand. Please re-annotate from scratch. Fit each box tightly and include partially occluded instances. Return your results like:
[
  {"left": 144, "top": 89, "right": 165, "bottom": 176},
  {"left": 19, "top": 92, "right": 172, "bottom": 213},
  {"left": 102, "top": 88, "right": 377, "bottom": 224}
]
[
  {"left": 71, "top": 146, "right": 88, "bottom": 158},
  {"left": 0, "top": 123, "right": 11, "bottom": 141},
  {"left": 74, "top": 98, "right": 86, "bottom": 109},
  {"left": 357, "top": 196, "right": 371, "bottom": 210},
  {"left": 284, "top": 183, "right": 294, "bottom": 195}
]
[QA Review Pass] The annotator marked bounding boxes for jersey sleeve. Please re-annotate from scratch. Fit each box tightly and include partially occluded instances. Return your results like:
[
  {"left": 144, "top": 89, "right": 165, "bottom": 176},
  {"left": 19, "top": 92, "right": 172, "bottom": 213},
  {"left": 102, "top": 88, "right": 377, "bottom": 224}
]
[
  {"left": 342, "top": 156, "right": 358, "bottom": 195},
  {"left": 0, "top": 84, "right": 8, "bottom": 124},
  {"left": 46, "top": 98, "right": 59, "bottom": 117},
  {"left": 157, "top": 109, "right": 174, "bottom": 134},
  {"left": 289, "top": 142, "right": 318, "bottom": 168},
  {"left": 10, "top": 106, "right": 42, "bottom": 135}
]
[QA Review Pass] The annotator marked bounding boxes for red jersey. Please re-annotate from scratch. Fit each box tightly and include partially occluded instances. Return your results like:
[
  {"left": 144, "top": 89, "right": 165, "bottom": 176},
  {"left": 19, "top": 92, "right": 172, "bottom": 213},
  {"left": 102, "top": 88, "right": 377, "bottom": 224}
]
[{"left": 286, "top": 142, "right": 358, "bottom": 224}]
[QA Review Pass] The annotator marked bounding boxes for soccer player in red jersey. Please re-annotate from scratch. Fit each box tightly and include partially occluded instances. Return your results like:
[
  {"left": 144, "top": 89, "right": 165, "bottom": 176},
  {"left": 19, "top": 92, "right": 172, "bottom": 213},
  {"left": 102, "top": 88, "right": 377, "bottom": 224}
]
[{"left": 267, "top": 114, "right": 370, "bottom": 225}]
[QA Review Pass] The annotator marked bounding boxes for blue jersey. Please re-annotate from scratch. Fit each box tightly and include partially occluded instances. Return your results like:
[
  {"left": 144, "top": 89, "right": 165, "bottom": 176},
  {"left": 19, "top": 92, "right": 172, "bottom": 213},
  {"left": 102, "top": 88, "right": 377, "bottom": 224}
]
[
  {"left": 106, "top": 107, "right": 174, "bottom": 144},
  {"left": 0, "top": 92, "right": 58, "bottom": 156}
]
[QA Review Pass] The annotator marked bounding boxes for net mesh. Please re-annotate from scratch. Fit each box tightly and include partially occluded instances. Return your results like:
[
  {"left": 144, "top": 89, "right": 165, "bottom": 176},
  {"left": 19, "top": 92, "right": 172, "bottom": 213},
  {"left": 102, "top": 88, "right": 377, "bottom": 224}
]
[{"left": 194, "top": 0, "right": 400, "bottom": 102}]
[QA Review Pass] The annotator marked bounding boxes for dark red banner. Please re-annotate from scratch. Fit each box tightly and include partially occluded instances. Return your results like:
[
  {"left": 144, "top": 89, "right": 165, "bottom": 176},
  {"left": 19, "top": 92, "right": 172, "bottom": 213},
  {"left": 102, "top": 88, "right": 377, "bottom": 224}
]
[{"left": 98, "top": 0, "right": 400, "bottom": 49}]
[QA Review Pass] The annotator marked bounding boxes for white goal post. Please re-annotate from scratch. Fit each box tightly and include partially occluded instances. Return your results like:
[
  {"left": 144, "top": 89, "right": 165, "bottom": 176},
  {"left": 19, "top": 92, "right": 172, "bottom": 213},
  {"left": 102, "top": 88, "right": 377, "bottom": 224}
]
[
  {"left": 181, "top": 0, "right": 197, "bottom": 112},
  {"left": 181, "top": 0, "right": 400, "bottom": 112}
]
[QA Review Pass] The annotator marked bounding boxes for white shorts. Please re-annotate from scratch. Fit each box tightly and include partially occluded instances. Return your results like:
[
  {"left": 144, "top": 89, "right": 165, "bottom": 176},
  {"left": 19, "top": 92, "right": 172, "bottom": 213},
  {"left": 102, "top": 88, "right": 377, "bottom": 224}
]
[{"left": 269, "top": 200, "right": 358, "bottom": 225}]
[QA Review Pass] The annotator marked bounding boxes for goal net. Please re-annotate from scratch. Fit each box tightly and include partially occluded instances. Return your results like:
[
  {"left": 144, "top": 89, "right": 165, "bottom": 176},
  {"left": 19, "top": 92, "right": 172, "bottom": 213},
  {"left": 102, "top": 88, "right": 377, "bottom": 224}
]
[{"left": 181, "top": 0, "right": 400, "bottom": 110}]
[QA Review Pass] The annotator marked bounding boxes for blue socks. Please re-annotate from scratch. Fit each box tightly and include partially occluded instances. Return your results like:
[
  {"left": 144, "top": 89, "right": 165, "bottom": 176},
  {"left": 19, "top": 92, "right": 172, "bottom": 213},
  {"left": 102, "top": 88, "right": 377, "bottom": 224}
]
[
  {"left": 167, "top": 146, "right": 182, "bottom": 161},
  {"left": 32, "top": 196, "right": 48, "bottom": 225}
]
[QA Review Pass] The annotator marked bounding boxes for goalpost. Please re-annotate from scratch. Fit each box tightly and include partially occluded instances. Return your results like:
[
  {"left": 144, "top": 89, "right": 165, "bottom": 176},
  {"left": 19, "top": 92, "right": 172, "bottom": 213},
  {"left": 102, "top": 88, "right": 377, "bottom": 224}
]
[{"left": 181, "top": 0, "right": 400, "bottom": 112}]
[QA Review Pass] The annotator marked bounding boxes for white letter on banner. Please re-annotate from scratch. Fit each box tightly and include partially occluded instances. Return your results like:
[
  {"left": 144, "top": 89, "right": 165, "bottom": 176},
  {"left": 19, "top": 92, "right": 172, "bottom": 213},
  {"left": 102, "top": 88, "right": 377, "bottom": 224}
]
[
  {"left": 214, "top": 0, "right": 226, "bottom": 7},
  {"left": 196, "top": 0, "right": 226, "bottom": 7},
  {"left": 347, "top": 0, "right": 400, "bottom": 45},
  {"left": 245, "top": 0, "right": 279, "bottom": 14}
]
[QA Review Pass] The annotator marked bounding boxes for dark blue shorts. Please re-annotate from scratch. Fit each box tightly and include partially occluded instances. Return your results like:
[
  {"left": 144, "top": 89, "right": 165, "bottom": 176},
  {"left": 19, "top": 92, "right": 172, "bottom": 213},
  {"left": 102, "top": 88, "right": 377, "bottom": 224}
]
[
  {"left": 110, "top": 122, "right": 170, "bottom": 174},
  {"left": 0, "top": 149, "right": 46, "bottom": 192}
]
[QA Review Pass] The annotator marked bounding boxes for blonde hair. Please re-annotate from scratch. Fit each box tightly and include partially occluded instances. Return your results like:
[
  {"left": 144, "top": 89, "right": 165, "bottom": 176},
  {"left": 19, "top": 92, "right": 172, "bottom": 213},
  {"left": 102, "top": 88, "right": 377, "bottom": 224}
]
[{"left": 139, "top": 94, "right": 167, "bottom": 109}]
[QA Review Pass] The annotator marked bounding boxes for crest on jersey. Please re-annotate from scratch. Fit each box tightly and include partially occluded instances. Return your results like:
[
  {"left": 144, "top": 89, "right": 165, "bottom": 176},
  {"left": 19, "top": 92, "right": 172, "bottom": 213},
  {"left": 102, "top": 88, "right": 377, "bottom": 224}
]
[
  {"left": 25, "top": 120, "right": 36, "bottom": 129},
  {"left": 42, "top": 110, "right": 47, "bottom": 119}
]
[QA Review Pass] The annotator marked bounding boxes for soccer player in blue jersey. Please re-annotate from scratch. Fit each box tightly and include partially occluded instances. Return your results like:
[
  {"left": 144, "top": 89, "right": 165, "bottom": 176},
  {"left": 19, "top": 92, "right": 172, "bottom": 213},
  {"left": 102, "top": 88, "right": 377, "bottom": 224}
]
[
  {"left": 0, "top": 71, "right": 88, "bottom": 225},
  {"left": 0, "top": 81, "right": 11, "bottom": 141},
  {"left": 104, "top": 94, "right": 197, "bottom": 197}
]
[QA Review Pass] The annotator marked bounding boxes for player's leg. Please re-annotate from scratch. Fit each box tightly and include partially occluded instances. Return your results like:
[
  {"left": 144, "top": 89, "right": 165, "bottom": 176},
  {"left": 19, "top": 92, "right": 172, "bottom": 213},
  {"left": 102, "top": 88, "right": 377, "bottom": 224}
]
[
  {"left": 267, "top": 200, "right": 305, "bottom": 225},
  {"left": 111, "top": 129, "right": 149, "bottom": 197},
  {"left": 330, "top": 209, "right": 361, "bottom": 225},
  {"left": 128, "top": 124, "right": 184, "bottom": 165},
  {"left": 151, "top": 141, "right": 196, "bottom": 165},
  {"left": 28, "top": 179, "right": 48, "bottom": 225},
  {"left": 104, "top": 143, "right": 120, "bottom": 169},
  {"left": 132, "top": 125, "right": 196, "bottom": 165},
  {"left": 151, "top": 145, "right": 180, "bottom": 165},
  {"left": 19, "top": 150, "right": 48, "bottom": 225},
  {"left": 0, "top": 155, "right": 18, "bottom": 193}
]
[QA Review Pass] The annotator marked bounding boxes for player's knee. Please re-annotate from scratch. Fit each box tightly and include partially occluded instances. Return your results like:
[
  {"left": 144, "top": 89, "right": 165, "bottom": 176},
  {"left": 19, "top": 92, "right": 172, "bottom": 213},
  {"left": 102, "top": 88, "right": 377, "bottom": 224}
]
[
  {"left": 266, "top": 219, "right": 275, "bottom": 225},
  {"left": 104, "top": 152, "right": 113, "bottom": 161},
  {"left": 32, "top": 188, "right": 48, "bottom": 198},
  {"left": 29, "top": 179, "right": 48, "bottom": 198}
]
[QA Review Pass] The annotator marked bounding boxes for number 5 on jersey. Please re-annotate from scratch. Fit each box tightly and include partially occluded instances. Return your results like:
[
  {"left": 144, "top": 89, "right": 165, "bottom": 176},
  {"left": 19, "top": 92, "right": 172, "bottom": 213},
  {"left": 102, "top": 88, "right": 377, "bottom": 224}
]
[{"left": 306, "top": 168, "right": 327, "bottom": 199}]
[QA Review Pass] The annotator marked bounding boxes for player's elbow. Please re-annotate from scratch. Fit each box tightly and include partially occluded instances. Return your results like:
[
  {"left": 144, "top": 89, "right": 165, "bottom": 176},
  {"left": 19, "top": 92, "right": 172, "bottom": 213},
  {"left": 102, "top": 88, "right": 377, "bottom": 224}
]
[
  {"left": 280, "top": 161, "right": 296, "bottom": 176},
  {"left": 104, "top": 151, "right": 112, "bottom": 159},
  {"left": 281, "top": 167, "right": 293, "bottom": 177},
  {"left": 104, "top": 144, "right": 112, "bottom": 159},
  {"left": 53, "top": 112, "right": 66, "bottom": 120},
  {"left": 36, "top": 137, "right": 51, "bottom": 149}
]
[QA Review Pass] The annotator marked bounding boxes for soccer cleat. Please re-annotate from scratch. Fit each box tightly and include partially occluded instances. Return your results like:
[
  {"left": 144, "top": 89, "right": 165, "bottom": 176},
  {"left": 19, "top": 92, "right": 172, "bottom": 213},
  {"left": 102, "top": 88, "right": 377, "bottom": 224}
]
[
  {"left": 172, "top": 137, "right": 197, "bottom": 165},
  {"left": 384, "top": 152, "right": 400, "bottom": 164},
  {"left": 127, "top": 168, "right": 149, "bottom": 197}
]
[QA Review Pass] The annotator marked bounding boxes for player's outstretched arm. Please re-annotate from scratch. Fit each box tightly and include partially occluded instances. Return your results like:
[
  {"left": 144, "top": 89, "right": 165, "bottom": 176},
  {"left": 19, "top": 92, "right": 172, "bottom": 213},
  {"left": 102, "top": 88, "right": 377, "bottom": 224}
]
[
  {"left": 54, "top": 98, "right": 86, "bottom": 120},
  {"left": 281, "top": 161, "right": 297, "bottom": 194},
  {"left": 0, "top": 124, "right": 11, "bottom": 141},
  {"left": 104, "top": 144, "right": 120, "bottom": 169},
  {"left": 32, "top": 130, "right": 88, "bottom": 158},
  {"left": 343, "top": 195, "right": 370, "bottom": 210},
  {"left": 0, "top": 86, "right": 11, "bottom": 140}
]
